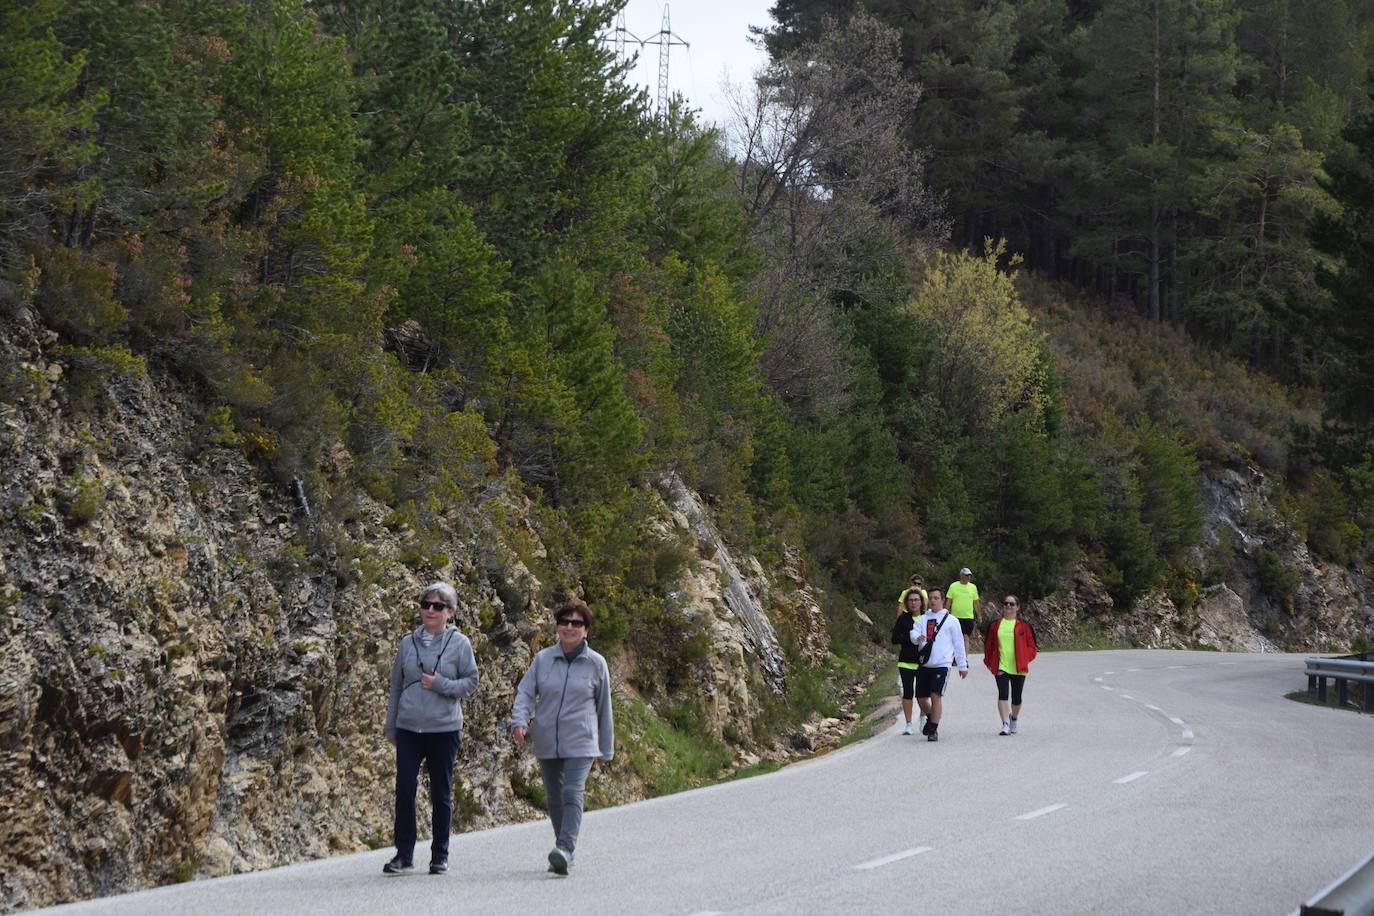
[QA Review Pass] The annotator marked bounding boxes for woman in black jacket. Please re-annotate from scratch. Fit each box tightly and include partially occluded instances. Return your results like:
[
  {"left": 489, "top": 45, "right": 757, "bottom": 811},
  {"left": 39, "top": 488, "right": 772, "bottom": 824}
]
[{"left": 890, "top": 590, "right": 926, "bottom": 735}]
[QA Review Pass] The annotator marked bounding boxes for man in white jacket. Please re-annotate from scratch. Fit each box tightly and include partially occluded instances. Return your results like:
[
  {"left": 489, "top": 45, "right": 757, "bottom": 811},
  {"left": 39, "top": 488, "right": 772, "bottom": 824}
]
[{"left": 910, "top": 588, "right": 968, "bottom": 741}]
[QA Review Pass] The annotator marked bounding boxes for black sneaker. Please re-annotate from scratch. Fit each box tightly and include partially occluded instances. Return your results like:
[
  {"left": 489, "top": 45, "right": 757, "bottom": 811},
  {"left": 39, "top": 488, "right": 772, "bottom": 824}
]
[
  {"left": 927, "top": 729, "right": 939, "bottom": 742},
  {"left": 383, "top": 855, "right": 413, "bottom": 875},
  {"left": 429, "top": 857, "right": 448, "bottom": 875},
  {"left": 921, "top": 719, "right": 934, "bottom": 736}
]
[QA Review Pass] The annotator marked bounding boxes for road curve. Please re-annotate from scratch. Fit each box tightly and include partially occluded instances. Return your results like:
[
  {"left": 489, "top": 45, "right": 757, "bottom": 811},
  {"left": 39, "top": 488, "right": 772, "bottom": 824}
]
[{"left": 36, "top": 650, "right": 1374, "bottom": 916}]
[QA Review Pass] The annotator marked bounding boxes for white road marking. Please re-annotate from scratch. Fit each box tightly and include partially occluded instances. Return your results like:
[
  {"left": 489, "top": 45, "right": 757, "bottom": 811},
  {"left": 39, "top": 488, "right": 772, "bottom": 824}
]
[
  {"left": 1104, "top": 671, "right": 1115, "bottom": 675},
  {"left": 853, "top": 847, "right": 932, "bottom": 870},
  {"left": 1171, "top": 746, "right": 1192, "bottom": 758},
  {"left": 1127, "top": 668, "right": 1141, "bottom": 672},
  {"left": 1169, "top": 717, "right": 1186, "bottom": 726},
  {"left": 1181, "top": 728, "right": 1194, "bottom": 740},
  {"left": 1115, "top": 771, "right": 1149, "bottom": 784},
  {"left": 1093, "top": 677, "right": 1103, "bottom": 683},
  {"left": 1016, "top": 804, "right": 1068, "bottom": 821},
  {"left": 1145, "top": 705, "right": 1162, "bottom": 711},
  {"left": 1166, "top": 665, "right": 1185, "bottom": 669},
  {"left": 1100, "top": 685, "right": 1115, "bottom": 691},
  {"left": 1120, "top": 694, "right": 1135, "bottom": 700}
]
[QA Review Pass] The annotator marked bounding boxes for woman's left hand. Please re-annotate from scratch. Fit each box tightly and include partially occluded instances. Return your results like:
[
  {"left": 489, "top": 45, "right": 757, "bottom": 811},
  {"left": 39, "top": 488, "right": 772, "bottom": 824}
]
[{"left": 421, "top": 672, "right": 436, "bottom": 689}]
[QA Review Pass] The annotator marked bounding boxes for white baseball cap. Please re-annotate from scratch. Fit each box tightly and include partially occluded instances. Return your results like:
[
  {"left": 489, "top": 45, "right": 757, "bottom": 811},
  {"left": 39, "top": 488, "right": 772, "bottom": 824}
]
[{"left": 959, "top": 567, "right": 972, "bottom": 576}]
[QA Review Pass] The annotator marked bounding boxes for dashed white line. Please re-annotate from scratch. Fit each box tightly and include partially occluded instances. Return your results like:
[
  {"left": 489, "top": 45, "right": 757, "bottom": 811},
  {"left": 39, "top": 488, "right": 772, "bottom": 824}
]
[
  {"left": 1181, "top": 728, "right": 1194, "bottom": 740},
  {"left": 1171, "top": 746, "right": 1192, "bottom": 758},
  {"left": 853, "top": 847, "right": 932, "bottom": 870},
  {"left": 1169, "top": 717, "right": 1186, "bottom": 726},
  {"left": 1093, "top": 677, "right": 1103, "bottom": 683},
  {"left": 1127, "top": 668, "right": 1141, "bottom": 672},
  {"left": 1120, "top": 694, "right": 1135, "bottom": 700},
  {"left": 1016, "top": 804, "right": 1068, "bottom": 821},
  {"left": 1100, "top": 685, "right": 1115, "bottom": 691},
  {"left": 1166, "top": 665, "right": 1185, "bottom": 669},
  {"left": 1104, "top": 671, "right": 1115, "bottom": 675},
  {"left": 1145, "top": 705, "right": 1163, "bottom": 712},
  {"left": 1115, "top": 771, "right": 1149, "bottom": 784}
]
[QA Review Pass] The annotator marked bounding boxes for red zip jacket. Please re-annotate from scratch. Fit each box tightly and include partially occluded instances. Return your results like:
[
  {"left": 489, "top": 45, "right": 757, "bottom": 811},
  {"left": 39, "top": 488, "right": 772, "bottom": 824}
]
[{"left": 983, "top": 618, "right": 1038, "bottom": 675}]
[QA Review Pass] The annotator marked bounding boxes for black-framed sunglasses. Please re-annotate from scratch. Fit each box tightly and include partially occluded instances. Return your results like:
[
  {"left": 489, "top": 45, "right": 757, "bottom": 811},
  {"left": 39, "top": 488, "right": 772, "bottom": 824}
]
[
  {"left": 557, "top": 617, "right": 587, "bottom": 628},
  {"left": 420, "top": 600, "right": 449, "bottom": 611},
  {"left": 1003, "top": 601, "right": 1017, "bottom": 606}
]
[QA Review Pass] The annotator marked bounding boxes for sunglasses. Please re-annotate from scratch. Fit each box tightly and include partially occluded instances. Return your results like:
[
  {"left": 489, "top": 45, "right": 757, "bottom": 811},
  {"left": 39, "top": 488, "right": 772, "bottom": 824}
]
[
  {"left": 1004, "top": 601, "right": 1017, "bottom": 607},
  {"left": 420, "top": 601, "right": 449, "bottom": 611},
  {"left": 557, "top": 617, "right": 587, "bottom": 628}
]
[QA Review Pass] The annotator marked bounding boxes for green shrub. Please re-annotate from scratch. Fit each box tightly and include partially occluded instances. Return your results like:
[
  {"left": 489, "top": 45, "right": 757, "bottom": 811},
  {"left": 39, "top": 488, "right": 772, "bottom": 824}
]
[{"left": 59, "top": 474, "right": 103, "bottom": 525}]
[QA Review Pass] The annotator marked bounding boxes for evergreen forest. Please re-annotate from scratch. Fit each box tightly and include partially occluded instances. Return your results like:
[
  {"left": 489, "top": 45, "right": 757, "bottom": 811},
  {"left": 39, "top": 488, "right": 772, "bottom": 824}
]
[{"left": 4, "top": 0, "right": 1374, "bottom": 671}]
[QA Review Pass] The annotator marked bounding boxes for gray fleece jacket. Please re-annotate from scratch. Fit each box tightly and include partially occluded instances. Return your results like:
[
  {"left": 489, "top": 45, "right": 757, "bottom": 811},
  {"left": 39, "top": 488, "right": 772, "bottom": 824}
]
[
  {"left": 511, "top": 642, "right": 614, "bottom": 761},
  {"left": 384, "top": 625, "right": 479, "bottom": 739}
]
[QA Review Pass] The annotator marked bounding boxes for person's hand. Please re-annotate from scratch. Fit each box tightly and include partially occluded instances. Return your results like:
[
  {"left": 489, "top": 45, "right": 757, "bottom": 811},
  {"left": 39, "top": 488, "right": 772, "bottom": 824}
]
[
  {"left": 421, "top": 671, "right": 435, "bottom": 689},
  {"left": 959, "top": 669, "right": 968, "bottom": 679},
  {"left": 512, "top": 726, "right": 526, "bottom": 747}
]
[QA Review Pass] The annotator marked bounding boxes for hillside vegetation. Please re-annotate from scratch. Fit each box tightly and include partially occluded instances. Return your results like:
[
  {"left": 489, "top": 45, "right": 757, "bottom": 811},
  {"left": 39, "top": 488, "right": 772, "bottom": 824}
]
[{"left": 2, "top": 0, "right": 1373, "bottom": 907}]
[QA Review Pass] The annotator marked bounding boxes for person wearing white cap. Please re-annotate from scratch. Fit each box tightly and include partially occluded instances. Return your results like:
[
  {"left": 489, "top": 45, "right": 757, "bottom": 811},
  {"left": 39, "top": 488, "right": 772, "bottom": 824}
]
[{"left": 946, "top": 567, "right": 980, "bottom": 650}]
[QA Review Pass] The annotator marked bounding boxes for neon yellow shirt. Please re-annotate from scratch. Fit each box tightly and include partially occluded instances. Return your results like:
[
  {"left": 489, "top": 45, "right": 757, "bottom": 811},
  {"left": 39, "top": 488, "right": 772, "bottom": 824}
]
[
  {"left": 998, "top": 619, "right": 1019, "bottom": 674},
  {"left": 946, "top": 581, "right": 979, "bottom": 619}
]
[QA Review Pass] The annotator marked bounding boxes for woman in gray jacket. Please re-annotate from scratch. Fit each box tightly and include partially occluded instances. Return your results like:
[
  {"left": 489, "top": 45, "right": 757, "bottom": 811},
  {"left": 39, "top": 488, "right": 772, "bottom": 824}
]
[
  {"left": 383, "top": 582, "right": 479, "bottom": 876},
  {"left": 511, "top": 598, "right": 614, "bottom": 876}
]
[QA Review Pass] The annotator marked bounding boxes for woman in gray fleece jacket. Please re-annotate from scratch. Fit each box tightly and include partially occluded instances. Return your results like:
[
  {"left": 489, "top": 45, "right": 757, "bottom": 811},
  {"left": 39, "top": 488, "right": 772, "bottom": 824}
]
[
  {"left": 511, "top": 598, "right": 614, "bottom": 876},
  {"left": 382, "top": 582, "right": 479, "bottom": 876}
]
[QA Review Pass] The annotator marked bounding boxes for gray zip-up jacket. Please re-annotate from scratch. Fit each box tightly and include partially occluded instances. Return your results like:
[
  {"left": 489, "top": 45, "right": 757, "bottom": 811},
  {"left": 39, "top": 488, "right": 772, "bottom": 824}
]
[
  {"left": 385, "top": 625, "right": 479, "bottom": 739},
  {"left": 511, "top": 642, "right": 614, "bottom": 761}
]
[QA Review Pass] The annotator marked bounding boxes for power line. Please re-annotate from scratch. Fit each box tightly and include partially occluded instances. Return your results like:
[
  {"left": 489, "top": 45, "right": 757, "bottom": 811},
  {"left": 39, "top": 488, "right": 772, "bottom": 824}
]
[{"left": 606, "top": 4, "right": 689, "bottom": 117}]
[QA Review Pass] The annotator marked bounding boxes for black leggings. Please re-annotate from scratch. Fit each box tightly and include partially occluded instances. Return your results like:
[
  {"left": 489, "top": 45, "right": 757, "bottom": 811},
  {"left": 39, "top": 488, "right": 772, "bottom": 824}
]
[
  {"left": 899, "top": 667, "right": 918, "bottom": 700},
  {"left": 995, "top": 672, "right": 1026, "bottom": 705}
]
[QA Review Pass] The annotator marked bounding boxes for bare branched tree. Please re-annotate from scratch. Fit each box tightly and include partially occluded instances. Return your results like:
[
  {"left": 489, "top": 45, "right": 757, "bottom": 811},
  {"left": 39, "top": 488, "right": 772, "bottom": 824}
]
[{"left": 725, "top": 11, "right": 948, "bottom": 421}]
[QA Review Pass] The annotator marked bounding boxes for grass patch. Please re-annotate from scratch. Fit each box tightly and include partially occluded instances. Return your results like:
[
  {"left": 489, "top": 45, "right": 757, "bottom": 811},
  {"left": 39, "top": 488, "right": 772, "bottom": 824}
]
[
  {"left": 591, "top": 695, "right": 732, "bottom": 806},
  {"left": 1285, "top": 689, "right": 1374, "bottom": 716},
  {"left": 834, "top": 660, "right": 900, "bottom": 749},
  {"left": 1042, "top": 619, "right": 1131, "bottom": 651}
]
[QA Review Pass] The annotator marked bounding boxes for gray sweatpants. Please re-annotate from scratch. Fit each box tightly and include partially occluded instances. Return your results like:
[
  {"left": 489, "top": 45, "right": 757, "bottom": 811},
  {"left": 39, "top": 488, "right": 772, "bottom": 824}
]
[{"left": 538, "top": 757, "right": 594, "bottom": 855}]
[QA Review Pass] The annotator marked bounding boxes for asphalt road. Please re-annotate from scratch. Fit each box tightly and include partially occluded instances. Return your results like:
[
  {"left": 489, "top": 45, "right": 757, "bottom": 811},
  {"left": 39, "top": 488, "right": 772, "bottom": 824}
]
[{"left": 36, "top": 650, "right": 1374, "bottom": 915}]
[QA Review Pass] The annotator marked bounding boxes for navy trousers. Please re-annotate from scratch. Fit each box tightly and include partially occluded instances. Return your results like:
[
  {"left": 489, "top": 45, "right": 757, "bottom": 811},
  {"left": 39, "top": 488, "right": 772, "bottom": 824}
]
[{"left": 393, "top": 729, "right": 461, "bottom": 861}]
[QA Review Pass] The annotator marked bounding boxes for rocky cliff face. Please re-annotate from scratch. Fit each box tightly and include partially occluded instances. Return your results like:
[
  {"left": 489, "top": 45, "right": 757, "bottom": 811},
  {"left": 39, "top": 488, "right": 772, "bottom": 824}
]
[
  {"left": 0, "top": 311, "right": 834, "bottom": 912},
  {"left": 1031, "top": 457, "right": 1372, "bottom": 652}
]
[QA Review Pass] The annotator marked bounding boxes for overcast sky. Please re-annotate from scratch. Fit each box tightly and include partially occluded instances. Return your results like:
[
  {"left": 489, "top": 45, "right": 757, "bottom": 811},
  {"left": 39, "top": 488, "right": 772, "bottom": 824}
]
[{"left": 614, "top": 0, "right": 777, "bottom": 129}]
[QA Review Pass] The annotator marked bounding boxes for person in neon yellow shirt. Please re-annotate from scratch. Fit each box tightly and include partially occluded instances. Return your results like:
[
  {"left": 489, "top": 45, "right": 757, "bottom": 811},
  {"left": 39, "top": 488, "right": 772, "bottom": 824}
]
[
  {"left": 946, "top": 567, "right": 980, "bottom": 648},
  {"left": 982, "top": 595, "right": 1038, "bottom": 735}
]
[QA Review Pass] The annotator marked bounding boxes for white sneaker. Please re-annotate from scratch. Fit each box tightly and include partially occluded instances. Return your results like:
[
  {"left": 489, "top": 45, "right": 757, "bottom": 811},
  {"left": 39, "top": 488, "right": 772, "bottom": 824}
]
[
  {"left": 1009, "top": 717, "right": 1019, "bottom": 734},
  {"left": 999, "top": 722, "right": 1010, "bottom": 736},
  {"left": 919, "top": 714, "right": 928, "bottom": 733},
  {"left": 902, "top": 721, "right": 914, "bottom": 735}
]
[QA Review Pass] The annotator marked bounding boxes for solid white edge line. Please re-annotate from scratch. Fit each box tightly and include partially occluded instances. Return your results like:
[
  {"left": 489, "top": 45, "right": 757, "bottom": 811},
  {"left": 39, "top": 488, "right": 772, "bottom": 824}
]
[
  {"left": 1114, "top": 771, "right": 1149, "bottom": 784},
  {"left": 853, "top": 847, "right": 933, "bottom": 870},
  {"left": 1016, "top": 804, "right": 1068, "bottom": 821},
  {"left": 1171, "top": 746, "right": 1192, "bottom": 758}
]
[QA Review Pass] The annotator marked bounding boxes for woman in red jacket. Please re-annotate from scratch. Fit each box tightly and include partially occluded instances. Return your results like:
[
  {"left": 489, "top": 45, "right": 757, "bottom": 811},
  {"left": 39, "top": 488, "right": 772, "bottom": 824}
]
[{"left": 983, "top": 595, "right": 1037, "bottom": 736}]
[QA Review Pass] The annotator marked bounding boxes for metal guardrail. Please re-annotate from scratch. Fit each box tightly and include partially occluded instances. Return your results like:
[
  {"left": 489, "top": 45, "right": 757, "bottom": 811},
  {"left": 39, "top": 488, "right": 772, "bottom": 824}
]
[
  {"left": 1305, "top": 652, "right": 1374, "bottom": 713},
  {"left": 1297, "top": 848, "right": 1374, "bottom": 916}
]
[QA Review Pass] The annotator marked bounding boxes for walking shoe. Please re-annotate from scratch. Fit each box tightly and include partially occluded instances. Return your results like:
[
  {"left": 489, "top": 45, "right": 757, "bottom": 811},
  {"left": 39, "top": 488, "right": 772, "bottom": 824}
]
[
  {"left": 1009, "top": 716, "right": 1019, "bottom": 734},
  {"left": 902, "top": 721, "right": 914, "bottom": 736},
  {"left": 999, "top": 722, "right": 1010, "bottom": 736},
  {"left": 382, "top": 855, "right": 413, "bottom": 875},
  {"left": 548, "top": 847, "right": 570, "bottom": 876},
  {"left": 927, "top": 729, "right": 938, "bottom": 742},
  {"left": 919, "top": 714, "right": 928, "bottom": 733},
  {"left": 429, "top": 857, "right": 448, "bottom": 875},
  {"left": 921, "top": 718, "right": 934, "bottom": 736}
]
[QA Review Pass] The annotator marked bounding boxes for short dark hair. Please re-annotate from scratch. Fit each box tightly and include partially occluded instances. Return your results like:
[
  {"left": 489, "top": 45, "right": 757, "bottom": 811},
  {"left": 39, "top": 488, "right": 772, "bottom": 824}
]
[
  {"left": 927, "top": 587, "right": 943, "bottom": 600},
  {"left": 557, "top": 598, "right": 594, "bottom": 631}
]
